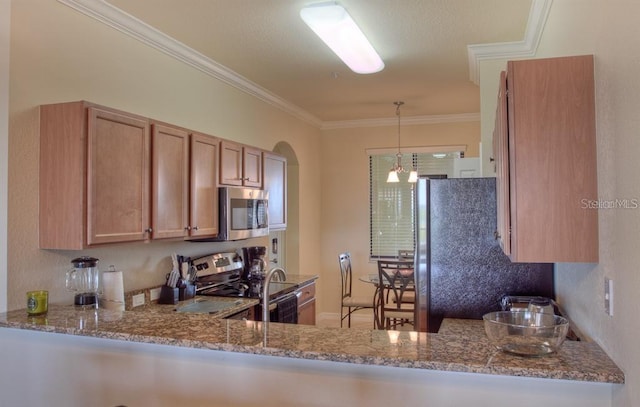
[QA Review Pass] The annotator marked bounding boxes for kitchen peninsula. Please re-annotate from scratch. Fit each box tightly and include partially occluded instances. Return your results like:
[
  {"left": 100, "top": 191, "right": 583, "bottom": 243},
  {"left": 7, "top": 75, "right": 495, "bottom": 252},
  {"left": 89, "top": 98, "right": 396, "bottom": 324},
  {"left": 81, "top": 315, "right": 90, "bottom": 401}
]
[{"left": 0, "top": 302, "right": 623, "bottom": 407}]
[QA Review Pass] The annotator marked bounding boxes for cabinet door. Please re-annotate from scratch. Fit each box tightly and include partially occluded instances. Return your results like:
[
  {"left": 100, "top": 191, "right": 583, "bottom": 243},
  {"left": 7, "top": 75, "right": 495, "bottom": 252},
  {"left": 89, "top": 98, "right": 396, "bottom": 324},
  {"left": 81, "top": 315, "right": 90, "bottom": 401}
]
[
  {"left": 296, "top": 282, "right": 316, "bottom": 325},
  {"left": 151, "top": 123, "right": 190, "bottom": 239},
  {"left": 297, "top": 299, "right": 316, "bottom": 325},
  {"left": 507, "top": 55, "right": 597, "bottom": 262},
  {"left": 263, "top": 152, "right": 287, "bottom": 229},
  {"left": 87, "top": 107, "right": 150, "bottom": 245},
  {"left": 219, "top": 140, "right": 243, "bottom": 186},
  {"left": 243, "top": 147, "right": 263, "bottom": 188},
  {"left": 189, "top": 133, "right": 219, "bottom": 238},
  {"left": 494, "top": 71, "right": 511, "bottom": 256}
]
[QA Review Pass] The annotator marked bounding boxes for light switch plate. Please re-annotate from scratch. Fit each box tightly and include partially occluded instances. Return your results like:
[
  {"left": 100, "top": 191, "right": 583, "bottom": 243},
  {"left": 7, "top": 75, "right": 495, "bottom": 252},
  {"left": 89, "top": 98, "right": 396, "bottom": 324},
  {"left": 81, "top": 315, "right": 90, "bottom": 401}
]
[{"left": 604, "top": 277, "right": 614, "bottom": 316}]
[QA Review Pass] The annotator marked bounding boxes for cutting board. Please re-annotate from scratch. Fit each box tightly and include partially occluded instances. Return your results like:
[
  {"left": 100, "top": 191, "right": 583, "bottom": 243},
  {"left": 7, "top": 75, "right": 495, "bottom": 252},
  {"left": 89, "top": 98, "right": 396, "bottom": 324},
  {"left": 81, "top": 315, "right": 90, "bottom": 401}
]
[{"left": 176, "top": 299, "right": 242, "bottom": 314}]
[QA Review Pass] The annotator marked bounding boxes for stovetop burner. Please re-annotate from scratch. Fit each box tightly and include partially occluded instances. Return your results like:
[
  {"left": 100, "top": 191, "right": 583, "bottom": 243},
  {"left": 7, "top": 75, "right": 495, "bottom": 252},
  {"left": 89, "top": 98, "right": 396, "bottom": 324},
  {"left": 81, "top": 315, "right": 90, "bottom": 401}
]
[{"left": 197, "top": 278, "right": 263, "bottom": 299}]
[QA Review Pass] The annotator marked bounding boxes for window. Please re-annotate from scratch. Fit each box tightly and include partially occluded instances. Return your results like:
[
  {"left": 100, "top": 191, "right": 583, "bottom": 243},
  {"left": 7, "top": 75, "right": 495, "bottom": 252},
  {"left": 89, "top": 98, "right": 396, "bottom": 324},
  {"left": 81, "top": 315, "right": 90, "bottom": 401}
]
[{"left": 369, "top": 151, "right": 459, "bottom": 259}]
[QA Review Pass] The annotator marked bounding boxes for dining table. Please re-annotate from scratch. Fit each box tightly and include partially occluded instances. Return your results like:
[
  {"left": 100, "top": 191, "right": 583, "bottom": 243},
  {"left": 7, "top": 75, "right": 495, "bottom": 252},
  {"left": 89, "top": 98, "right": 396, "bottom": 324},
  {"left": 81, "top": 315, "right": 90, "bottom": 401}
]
[{"left": 359, "top": 270, "right": 415, "bottom": 329}]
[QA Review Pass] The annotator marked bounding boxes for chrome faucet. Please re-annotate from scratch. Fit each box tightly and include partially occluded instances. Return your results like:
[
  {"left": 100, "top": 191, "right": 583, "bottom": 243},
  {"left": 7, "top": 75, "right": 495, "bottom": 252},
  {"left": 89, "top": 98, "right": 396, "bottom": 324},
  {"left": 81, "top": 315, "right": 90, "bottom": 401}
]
[{"left": 262, "top": 267, "right": 287, "bottom": 323}]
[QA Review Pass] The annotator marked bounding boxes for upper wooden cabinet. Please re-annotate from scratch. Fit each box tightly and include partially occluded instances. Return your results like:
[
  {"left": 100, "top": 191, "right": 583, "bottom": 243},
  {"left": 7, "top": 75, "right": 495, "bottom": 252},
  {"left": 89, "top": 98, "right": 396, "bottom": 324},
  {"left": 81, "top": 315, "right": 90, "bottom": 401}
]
[
  {"left": 263, "top": 152, "right": 287, "bottom": 230},
  {"left": 494, "top": 55, "right": 598, "bottom": 263},
  {"left": 188, "top": 132, "right": 219, "bottom": 238},
  {"left": 219, "top": 140, "right": 262, "bottom": 188},
  {"left": 151, "top": 122, "right": 190, "bottom": 239},
  {"left": 40, "top": 102, "right": 220, "bottom": 249},
  {"left": 150, "top": 123, "right": 219, "bottom": 240},
  {"left": 40, "top": 102, "right": 152, "bottom": 249}
]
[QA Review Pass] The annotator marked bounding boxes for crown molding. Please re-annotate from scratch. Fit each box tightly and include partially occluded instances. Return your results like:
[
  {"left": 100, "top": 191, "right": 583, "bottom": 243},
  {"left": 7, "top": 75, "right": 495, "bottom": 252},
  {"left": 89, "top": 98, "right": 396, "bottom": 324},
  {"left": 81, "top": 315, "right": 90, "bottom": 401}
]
[
  {"left": 58, "top": 0, "right": 518, "bottom": 129},
  {"left": 57, "top": 0, "right": 323, "bottom": 127},
  {"left": 321, "top": 112, "right": 480, "bottom": 130},
  {"left": 467, "top": 0, "right": 553, "bottom": 85}
]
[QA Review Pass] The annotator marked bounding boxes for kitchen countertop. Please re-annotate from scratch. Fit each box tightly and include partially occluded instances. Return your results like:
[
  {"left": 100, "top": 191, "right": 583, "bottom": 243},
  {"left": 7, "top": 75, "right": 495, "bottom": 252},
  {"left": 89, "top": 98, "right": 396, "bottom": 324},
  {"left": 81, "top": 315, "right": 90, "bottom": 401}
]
[{"left": 0, "top": 280, "right": 623, "bottom": 385}]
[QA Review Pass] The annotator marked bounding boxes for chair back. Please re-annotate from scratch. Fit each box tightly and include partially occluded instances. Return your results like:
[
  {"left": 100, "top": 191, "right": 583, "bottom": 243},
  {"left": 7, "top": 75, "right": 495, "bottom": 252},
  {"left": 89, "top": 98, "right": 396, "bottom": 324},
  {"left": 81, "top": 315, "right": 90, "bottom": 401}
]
[
  {"left": 377, "top": 260, "right": 415, "bottom": 310},
  {"left": 397, "top": 249, "right": 415, "bottom": 262},
  {"left": 338, "top": 252, "right": 353, "bottom": 300}
]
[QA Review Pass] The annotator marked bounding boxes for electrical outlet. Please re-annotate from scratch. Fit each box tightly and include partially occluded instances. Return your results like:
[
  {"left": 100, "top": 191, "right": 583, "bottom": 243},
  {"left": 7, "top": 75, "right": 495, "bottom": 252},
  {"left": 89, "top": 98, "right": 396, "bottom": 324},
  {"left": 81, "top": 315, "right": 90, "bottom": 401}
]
[
  {"left": 132, "top": 293, "right": 145, "bottom": 308},
  {"left": 150, "top": 287, "right": 161, "bottom": 302},
  {"left": 604, "top": 277, "right": 614, "bottom": 316}
]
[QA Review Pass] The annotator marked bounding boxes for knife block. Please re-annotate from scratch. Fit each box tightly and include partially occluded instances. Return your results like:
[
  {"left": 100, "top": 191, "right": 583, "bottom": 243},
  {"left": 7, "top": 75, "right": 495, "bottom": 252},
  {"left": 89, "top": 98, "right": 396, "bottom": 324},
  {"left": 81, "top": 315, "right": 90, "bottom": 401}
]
[
  {"left": 179, "top": 283, "right": 195, "bottom": 301},
  {"left": 158, "top": 286, "right": 179, "bottom": 305}
]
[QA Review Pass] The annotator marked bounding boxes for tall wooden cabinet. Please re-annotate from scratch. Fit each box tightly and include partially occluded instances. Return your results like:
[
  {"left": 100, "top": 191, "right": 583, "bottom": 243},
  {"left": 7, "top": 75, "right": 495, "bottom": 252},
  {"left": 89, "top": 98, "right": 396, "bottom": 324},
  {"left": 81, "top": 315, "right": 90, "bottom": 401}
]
[
  {"left": 493, "top": 55, "right": 598, "bottom": 263},
  {"left": 263, "top": 152, "right": 287, "bottom": 230}
]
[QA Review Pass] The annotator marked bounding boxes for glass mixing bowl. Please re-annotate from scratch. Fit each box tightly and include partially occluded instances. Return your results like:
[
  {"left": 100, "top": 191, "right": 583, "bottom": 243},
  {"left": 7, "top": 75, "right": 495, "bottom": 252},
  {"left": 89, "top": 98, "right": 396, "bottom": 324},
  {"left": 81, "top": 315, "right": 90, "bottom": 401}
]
[{"left": 483, "top": 311, "right": 569, "bottom": 357}]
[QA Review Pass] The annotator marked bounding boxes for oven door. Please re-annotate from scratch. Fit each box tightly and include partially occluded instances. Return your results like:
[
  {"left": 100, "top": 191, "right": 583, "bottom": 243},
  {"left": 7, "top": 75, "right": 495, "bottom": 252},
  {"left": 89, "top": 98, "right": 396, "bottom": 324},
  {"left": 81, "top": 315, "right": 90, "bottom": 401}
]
[{"left": 256, "top": 292, "right": 298, "bottom": 324}]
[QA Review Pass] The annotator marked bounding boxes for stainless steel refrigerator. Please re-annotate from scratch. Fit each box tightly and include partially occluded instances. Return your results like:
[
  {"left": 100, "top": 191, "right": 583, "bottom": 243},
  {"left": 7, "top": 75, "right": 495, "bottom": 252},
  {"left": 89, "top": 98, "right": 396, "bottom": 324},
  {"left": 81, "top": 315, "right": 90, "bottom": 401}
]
[{"left": 414, "top": 177, "right": 554, "bottom": 333}]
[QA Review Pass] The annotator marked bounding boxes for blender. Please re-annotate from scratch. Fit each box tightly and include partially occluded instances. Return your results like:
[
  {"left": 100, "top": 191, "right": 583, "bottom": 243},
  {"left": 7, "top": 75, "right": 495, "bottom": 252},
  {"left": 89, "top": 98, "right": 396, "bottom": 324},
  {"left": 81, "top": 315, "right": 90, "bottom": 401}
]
[{"left": 66, "top": 256, "right": 101, "bottom": 306}]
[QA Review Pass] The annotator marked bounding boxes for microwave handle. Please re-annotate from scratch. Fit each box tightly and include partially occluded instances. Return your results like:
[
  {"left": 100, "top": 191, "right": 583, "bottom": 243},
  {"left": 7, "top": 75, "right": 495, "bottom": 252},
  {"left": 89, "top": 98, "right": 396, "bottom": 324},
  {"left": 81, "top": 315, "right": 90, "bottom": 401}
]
[{"left": 257, "top": 200, "right": 268, "bottom": 228}]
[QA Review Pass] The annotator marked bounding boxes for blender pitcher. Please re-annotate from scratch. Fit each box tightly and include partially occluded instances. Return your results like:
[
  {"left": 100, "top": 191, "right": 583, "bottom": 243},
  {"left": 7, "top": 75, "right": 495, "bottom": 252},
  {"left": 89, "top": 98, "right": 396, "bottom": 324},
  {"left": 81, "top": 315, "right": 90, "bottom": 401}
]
[{"left": 66, "top": 256, "right": 101, "bottom": 306}]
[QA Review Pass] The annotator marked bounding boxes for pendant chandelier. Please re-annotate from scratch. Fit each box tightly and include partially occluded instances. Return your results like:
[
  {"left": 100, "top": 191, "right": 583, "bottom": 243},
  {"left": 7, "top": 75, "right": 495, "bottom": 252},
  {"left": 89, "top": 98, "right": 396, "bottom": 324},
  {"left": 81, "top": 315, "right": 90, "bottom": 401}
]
[{"left": 387, "top": 101, "right": 418, "bottom": 183}]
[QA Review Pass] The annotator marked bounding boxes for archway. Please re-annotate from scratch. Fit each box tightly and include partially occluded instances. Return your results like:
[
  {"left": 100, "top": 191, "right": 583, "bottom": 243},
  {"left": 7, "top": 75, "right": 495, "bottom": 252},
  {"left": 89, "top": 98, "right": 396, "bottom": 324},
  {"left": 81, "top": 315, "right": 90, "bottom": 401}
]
[{"left": 269, "top": 142, "right": 299, "bottom": 275}]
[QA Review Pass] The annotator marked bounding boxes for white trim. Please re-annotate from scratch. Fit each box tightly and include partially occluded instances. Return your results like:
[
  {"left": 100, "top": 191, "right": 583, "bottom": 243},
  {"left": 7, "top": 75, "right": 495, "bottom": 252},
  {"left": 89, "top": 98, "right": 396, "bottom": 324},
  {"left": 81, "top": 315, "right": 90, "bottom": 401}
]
[
  {"left": 57, "top": 0, "right": 323, "bottom": 127},
  {"left": 366, "top": 145, "right": 467, "bottom": 156},
  {"left": 321, "top": 112, "right": 480, "bottom": 130},
  {"left": 56, "top": 0, "right": 546, "bottom": 127},
  {"left": 467, "top": 0, "right": 553, "bottom": 84}
]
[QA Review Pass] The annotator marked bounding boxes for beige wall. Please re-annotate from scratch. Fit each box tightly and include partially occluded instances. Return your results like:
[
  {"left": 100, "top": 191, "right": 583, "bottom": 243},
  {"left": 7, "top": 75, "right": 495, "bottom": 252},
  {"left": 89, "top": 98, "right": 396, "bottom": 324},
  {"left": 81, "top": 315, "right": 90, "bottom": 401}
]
[
  {"left": 7, "top": 1, "right": 322, "bottom": 310},
  {"left": 480, "top": 1, "right": 639, "bottom": 405},
  {"left": 318, "top": 121, "right": 480, "bottom": 315}
]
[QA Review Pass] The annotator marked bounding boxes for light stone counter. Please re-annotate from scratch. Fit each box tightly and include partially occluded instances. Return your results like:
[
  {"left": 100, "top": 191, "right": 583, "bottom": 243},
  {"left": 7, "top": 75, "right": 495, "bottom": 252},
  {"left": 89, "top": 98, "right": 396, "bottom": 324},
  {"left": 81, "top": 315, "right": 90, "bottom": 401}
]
[{"left": 0, "top": 303, "right": 623, "bottom": 384}]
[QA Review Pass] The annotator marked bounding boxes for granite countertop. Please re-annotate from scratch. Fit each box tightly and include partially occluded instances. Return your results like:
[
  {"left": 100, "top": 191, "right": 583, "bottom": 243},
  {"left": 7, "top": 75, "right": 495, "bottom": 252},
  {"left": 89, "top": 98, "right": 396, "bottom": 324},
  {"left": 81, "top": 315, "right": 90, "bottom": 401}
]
[{"left": 0, "top": 277, "right": 624, "bottom": 384}]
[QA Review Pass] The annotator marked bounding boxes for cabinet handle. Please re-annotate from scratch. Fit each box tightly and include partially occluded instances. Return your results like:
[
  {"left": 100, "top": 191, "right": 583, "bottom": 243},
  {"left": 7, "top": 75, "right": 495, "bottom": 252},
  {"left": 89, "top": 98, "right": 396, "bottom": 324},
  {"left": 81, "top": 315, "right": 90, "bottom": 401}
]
[
  {"left": 192, "top": 226, "right": 199, "bottom": 231},
  {"left": 145, "top": 227, "right": 153, "bottom": 234},
  {"left": 494, "top": 230, "right": 500, "bottom": 240},
  {"left": 489, "top": 157, "right": 495, "bottom": 162},
  {"left": 184, "top": 226, "right": 191, "bottom": 231}
]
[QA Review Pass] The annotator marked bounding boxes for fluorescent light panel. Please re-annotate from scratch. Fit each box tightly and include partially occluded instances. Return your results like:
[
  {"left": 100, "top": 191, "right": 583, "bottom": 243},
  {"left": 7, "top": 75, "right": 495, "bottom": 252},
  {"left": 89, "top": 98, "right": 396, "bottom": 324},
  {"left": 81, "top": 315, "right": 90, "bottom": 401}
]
[{"left": 300, "top": 3, "right": 384, "bottom": 74}]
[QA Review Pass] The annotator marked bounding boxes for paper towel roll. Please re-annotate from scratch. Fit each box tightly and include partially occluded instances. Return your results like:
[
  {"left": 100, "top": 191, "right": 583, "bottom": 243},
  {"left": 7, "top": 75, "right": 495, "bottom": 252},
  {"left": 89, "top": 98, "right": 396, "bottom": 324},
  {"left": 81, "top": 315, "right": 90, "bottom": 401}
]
[{"left": 101, "top": 270, "right": 125, "bottom": 311}]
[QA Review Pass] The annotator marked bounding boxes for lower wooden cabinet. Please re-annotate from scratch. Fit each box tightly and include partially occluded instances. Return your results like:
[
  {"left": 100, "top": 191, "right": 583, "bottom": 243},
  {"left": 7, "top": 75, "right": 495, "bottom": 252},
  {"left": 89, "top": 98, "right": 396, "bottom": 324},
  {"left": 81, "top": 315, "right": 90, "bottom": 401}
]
[{"left": 296, "top": 281, "right": 316, "bottom": 325}]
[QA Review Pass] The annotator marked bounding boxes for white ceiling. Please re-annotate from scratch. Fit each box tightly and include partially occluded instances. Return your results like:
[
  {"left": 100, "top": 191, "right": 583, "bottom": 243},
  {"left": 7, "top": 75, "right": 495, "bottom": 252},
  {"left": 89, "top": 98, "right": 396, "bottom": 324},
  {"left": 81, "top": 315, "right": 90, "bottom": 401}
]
[{"left": 92, "top": 0, "right": 535, "bottom": 125}]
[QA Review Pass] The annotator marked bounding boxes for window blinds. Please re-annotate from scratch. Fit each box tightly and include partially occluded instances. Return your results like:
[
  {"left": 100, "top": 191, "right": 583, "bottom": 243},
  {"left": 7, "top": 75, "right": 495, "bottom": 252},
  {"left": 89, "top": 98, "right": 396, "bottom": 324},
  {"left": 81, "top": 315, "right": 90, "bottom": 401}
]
[{"left": 369, "top": 152, "right": 456, "bottom": 259}]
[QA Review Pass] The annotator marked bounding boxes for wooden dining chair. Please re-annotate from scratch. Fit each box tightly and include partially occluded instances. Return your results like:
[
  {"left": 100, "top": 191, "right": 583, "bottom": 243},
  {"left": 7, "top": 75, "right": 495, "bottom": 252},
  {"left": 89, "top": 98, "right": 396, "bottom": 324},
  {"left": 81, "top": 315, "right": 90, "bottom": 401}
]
[
  {"left": 377, "top": 260, "right": 415, "bottom": 330},
  {"left": 339, "top": 252, "right": 376, "bottom": 328}
]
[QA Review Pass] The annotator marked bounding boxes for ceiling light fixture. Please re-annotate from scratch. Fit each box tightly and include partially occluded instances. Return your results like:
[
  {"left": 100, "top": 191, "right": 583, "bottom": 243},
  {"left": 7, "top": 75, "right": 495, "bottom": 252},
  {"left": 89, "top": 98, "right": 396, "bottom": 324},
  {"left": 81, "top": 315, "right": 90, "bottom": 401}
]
[
  {"left": 387, "top": 101, "right": 418, "bottom": 183},
  {"left": 300, "top": 3, "right": 384, "bottom": 74}
]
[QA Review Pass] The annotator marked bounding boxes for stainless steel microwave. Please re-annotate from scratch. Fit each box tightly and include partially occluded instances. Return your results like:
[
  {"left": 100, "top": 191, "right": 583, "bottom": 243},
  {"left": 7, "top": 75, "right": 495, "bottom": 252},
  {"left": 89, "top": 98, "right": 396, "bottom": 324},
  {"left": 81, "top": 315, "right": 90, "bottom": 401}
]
[{"left": 217, "top": 187, "right": 269, "bottom": 241}]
